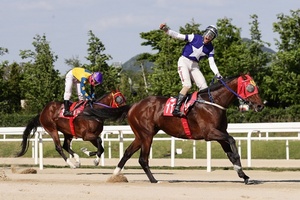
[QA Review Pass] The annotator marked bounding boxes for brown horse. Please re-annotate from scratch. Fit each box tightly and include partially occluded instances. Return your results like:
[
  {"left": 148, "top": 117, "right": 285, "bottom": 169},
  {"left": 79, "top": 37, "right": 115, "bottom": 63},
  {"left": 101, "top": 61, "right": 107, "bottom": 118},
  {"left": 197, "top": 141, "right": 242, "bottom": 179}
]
[
  {"left": 16, "top": 90, "right": 130, "bottom": 168},
  {"left": 112, "top": 74, "right": 264, "bottom": 184}
]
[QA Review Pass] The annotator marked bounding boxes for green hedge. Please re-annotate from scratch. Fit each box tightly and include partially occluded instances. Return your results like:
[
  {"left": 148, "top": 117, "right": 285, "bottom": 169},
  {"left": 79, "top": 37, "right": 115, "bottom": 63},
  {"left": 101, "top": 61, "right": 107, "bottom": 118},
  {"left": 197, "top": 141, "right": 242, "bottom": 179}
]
[
  {"left": 0, "top": 113, "right": 37, "bottom": 127},
  {"left": 227, "top": 105, "right": 300, "bottom": 123}
]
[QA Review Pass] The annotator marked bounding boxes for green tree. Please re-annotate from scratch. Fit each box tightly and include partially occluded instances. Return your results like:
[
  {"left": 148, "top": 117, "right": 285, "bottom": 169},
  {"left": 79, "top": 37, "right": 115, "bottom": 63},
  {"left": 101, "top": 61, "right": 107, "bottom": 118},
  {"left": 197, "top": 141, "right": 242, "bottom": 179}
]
[
  {"left": 0, "top": 61, "right": 23, "bottom": 113},
  {"left": 65, "top": 55, "right": 82, "bottom": 69},
  {"left": 0, "top": 47, "right": 8, "bottom": 56},
  {"left": 263, "top": 9, "right": 300, "bottom": 107},
  {"left": 140, "top": 20, "right": 202, "bottom": 96},
  {"left": 19, "top": 34, "right": 63, "bottom": 113},
  {"left": 85, "top": 30, "right": 120, "bottom": 96},
  {"left": 213, "top": 16, "right": 271, "bottom": 81}
]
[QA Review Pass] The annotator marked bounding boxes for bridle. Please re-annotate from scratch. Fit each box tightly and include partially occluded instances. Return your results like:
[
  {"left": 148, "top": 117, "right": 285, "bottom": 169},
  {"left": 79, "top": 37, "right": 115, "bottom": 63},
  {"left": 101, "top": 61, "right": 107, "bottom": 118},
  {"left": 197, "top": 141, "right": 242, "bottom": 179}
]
[
  {"left": 205, "top": 75, "right": 259, "bottom": 109},
  {"left": 218, "top": 75, "right": 259, "bottom": 106},
  {"left": 110, "top": 91, "right": 126, "bottom": 108},
  {"left": 93, "top": 91, "right": 126, "bottom": 108}
]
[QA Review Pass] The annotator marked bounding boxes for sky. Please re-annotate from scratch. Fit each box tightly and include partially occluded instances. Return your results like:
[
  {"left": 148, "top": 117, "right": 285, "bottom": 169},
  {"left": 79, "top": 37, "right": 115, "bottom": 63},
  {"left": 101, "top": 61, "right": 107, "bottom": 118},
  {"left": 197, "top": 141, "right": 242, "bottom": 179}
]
[{"left": 1, "top": 0, "right": 299, "bottom": 74}]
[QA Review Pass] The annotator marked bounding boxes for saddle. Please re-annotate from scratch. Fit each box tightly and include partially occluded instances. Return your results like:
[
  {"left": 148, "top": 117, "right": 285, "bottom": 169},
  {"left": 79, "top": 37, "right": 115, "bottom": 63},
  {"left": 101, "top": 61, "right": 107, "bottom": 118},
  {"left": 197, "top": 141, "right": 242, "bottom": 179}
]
[
  {"left": 163, "top": 92, "right": 198, "bottom": 117},
  {"left": 163, "top": 92, "right": 198, "bottom": 139},
  {"left": 59, "top": 101, "right": 88, "bottom": 138}
]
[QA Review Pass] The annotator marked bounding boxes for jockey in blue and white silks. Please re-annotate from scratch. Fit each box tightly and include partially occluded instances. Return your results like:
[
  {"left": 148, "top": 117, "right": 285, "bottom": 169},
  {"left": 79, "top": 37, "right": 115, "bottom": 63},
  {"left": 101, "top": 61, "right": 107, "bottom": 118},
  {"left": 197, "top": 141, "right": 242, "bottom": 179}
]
[{"left": 160, "top": 23, "right": 222, "bottom": 117}]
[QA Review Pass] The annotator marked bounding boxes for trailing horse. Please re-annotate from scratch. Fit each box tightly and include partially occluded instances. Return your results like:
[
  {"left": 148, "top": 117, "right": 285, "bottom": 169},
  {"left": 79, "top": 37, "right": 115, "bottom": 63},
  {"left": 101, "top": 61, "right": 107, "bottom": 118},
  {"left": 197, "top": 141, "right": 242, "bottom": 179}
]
[
  {"left": 16, "top": 90, "right": 130, "bottom": 168},
  {"left": 111, "top": 74, "right": 264, "bottom": 184}
]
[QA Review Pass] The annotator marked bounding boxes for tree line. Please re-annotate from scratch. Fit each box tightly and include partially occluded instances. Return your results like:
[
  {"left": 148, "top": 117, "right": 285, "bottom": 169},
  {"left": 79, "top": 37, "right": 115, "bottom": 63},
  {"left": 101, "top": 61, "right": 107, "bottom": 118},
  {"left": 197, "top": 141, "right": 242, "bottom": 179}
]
[{"left": 1, "top": 9, "right": 300, "bottom": 125}]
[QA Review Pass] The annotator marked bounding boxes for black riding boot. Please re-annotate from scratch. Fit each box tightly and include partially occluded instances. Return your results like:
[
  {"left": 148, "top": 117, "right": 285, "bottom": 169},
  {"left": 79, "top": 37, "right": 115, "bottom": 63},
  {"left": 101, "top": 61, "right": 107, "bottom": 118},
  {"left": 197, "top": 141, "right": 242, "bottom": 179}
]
[
  {"left": 172, "top": 93, "right": 186, "bottom": 117},
  {"left": 63, "top": 100, "right": 73, "bottom": 117}
]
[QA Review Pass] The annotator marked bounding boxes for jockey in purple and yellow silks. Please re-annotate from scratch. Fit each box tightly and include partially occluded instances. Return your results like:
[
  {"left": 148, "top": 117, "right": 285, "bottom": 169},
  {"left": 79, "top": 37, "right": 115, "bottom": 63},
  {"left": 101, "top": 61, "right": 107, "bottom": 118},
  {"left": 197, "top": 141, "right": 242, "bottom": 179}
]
[
  {"left": 63, "top": 67, "right": 103, "bottom": 117},
  {"left": 160, "top": 23, "right": 223, "bottom": 117}
]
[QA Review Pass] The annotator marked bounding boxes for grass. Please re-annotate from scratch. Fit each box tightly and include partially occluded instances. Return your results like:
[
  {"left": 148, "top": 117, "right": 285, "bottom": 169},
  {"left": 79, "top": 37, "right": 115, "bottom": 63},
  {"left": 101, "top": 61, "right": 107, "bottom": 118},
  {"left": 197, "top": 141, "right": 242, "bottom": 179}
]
[{"left": 1, "top": 137, "right": 300, "bottom": 159}]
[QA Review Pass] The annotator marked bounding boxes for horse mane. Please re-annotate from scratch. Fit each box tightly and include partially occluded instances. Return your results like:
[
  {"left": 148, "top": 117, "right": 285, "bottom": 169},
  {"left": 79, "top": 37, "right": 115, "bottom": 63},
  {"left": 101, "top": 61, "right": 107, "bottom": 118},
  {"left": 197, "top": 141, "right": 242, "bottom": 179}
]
[
  {"left": 96, "top": 92, "right": 111, "bottom": 101},
  {"left": 199, "top": 75, "right": 239, "bottom": 93},
  {"left": 82, "top": 105, "right": 131, "bottom": 121}
]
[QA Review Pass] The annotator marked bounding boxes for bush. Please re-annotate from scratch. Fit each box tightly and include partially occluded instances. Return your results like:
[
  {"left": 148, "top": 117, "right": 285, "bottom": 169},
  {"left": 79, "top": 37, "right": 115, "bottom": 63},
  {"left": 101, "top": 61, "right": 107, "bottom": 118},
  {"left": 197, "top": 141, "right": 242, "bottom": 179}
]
[{"left": 0, "top": 113, "right": 37, "bottom": 127}]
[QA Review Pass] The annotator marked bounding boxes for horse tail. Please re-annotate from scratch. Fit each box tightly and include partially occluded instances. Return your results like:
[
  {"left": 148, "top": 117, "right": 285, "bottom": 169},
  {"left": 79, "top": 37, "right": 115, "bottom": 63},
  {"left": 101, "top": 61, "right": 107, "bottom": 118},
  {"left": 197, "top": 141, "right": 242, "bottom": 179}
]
[
  {"left": 83, "top": 104, "right": 132, "bottom": 121},
  {"left": 16, "top": 114, "right": 41, "bottom": 157}
]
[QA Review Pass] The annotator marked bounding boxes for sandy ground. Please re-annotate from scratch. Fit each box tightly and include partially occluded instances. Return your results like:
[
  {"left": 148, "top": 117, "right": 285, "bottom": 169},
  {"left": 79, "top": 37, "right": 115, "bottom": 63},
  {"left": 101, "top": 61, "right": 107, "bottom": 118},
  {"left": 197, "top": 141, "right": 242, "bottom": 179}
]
[{"left": 1, "top": 158, "right": 300, "bottom": 200}]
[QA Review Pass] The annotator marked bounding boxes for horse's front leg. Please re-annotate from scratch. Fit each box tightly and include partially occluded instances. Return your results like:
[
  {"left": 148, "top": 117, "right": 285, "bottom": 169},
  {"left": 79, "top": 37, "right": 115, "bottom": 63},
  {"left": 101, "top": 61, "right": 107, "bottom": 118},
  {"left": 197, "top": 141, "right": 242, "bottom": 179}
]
[
  {"left": 113, "top": 138, "right": 142, "bottom": 176},
  {"left": 138, "top": 137, "right": 158, "bottom": 183},
  {"left": 218, "top": 137, "right": 249, "bottom": 184}
]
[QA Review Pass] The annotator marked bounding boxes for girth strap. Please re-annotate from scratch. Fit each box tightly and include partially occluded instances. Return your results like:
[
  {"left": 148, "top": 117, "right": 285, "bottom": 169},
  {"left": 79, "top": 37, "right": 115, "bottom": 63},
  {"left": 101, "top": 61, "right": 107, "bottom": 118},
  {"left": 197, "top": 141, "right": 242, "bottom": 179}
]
[{"left": 181, "top": 117, "right": 193, "bottom": 139}]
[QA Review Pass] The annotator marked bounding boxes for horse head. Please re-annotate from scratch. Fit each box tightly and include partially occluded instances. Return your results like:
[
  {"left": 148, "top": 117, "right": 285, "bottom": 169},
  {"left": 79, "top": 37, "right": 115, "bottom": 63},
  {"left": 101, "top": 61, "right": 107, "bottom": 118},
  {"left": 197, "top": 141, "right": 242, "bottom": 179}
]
[
  {"left": 95, "top": 90, "right": 126, "bottom": 108},
  {"left": 236, "top": 73, "right": 264, "bottom": 112}
]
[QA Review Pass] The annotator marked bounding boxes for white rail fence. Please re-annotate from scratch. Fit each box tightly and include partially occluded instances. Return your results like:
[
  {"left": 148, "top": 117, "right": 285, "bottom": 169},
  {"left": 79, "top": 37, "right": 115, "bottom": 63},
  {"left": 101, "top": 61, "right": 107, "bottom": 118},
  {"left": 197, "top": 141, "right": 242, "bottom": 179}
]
[{"left": 1, "top": 122, "right": 300, "bottom": 171}]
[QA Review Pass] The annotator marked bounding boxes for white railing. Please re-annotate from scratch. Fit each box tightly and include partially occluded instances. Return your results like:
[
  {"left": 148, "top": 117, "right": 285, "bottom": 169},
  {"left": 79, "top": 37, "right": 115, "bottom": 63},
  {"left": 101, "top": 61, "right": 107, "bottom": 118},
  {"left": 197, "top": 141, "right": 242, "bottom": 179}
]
[{"left": 1, "top": 122, "right": 300, "bottom": 171}]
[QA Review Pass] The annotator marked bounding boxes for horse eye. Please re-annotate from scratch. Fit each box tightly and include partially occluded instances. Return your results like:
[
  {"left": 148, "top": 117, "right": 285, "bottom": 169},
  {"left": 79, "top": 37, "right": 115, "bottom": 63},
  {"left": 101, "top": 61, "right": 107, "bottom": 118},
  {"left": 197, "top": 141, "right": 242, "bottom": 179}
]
[
  {"left": 115, "top": 96, "right": 124, "bottom": 104},
  {"left": 246, "top": 84, "right": 255, "bottom": 93}
]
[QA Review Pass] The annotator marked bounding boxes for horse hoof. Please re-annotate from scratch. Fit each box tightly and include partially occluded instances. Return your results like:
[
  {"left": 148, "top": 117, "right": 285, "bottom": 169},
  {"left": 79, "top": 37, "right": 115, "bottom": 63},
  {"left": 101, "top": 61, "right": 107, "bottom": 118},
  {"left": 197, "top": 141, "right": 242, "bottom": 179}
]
[
  {"left": 244, "top": 178, "right": 249, "bottom": 184},
  {"left": 75, "top": 162, "right": 81, "bottom": 168},
  {"left": 93, "top": 160, "right": 100, "bottom": 166}
]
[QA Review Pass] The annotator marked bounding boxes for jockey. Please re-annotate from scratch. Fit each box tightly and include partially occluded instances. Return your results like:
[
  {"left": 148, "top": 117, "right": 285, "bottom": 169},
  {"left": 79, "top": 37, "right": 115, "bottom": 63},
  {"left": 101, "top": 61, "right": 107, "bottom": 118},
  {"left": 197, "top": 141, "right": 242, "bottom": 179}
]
[
  {"left": 63, "top": 67, "right": 103, "bottom": 117},
  {"left": 160, "top": 23, "right": 222, "bottom": 117}
]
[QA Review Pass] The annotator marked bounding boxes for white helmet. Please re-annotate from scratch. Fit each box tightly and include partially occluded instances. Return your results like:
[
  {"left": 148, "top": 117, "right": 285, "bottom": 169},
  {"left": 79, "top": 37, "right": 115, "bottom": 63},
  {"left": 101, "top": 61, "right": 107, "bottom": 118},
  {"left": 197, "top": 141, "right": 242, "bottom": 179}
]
[{"left": 203, "top": 25, "right": 218, "bottom": 40}]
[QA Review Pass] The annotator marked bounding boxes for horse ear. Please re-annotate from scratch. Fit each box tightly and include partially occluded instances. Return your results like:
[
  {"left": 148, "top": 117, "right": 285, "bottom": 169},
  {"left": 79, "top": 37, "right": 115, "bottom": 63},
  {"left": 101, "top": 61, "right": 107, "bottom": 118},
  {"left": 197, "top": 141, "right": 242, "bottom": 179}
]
[{"left": 240, "top": 72, "right": 247, "bottom": 80}]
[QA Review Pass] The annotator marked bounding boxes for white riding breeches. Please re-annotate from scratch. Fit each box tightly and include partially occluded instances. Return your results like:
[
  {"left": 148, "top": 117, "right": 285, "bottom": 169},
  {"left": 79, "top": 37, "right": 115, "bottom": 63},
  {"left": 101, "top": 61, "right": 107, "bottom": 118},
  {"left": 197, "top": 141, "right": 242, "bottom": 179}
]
[
  {"left": 177, "top": 56, "right": 208, "bottom": 91},
  {"left": 64, "top": 70, "right": 85, "bottom": 101}
]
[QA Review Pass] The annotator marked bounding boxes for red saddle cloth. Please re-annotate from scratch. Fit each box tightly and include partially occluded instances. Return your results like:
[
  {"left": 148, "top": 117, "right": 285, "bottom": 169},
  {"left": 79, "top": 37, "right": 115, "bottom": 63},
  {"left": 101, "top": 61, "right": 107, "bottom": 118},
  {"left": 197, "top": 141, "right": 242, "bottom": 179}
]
[
  {"left": 59, "top": 101, "right": 87, "bottom": 138},
  {"left": 163, "top": 92, "right": 198, "bottom": 139},
  {"left": 163, "top": 92, "right": 198, "bottom": 117}
]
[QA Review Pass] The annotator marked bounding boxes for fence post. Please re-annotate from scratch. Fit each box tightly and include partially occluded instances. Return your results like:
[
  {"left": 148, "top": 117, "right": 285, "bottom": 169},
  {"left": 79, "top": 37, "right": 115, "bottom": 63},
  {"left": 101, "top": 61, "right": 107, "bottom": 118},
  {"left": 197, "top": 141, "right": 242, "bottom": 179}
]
[
  {"left": 38, "top": 132, "right": 43, "bottom": 170},
  {"left": 238, "top": 140, "right": 241, "bottom": 157},
  {"left": 171, "top": 137, "right": 175, "bottom": 167},
  {"left": 119, "top": 130, "right": 124, "bottom": 160},
  {"left": 34, "top": 132, "right": 39, "bottom": 164},
  {"left": 193, "top": 140, "right": 196, "bottom": 159},
  {"left": 247, "top": 131, "right": 252, "bottom": 167},
  {"left": 286, "top": 140, "right": 289, "bottom": 160},
  {"left": 101, "top": 133, "right": 105, "bottom": 166},
  {"left": 206, "top": 141, "right": 211, "bottom": 172}
]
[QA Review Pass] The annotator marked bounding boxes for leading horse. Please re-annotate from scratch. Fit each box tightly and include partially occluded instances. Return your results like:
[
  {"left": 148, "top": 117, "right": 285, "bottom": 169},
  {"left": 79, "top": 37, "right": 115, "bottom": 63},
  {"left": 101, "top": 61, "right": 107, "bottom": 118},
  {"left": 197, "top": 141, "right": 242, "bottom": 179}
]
[
  {"left": 112, "top": 74, "right": 264, "bottom": 184},
  {"left": 16, "top": 90, "right": 130, "bottom": 168}
]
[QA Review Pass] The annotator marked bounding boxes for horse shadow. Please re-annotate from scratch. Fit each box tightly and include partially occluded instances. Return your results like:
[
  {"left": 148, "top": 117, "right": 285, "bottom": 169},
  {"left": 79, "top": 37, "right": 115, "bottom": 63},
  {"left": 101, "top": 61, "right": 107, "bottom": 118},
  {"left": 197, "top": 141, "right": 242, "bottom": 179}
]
[
  {"left": 168, "top": 179, "right": 300, "bottom": 185},
  {"left": 76, "top": 172, "right": 300, "bottom": 185}
]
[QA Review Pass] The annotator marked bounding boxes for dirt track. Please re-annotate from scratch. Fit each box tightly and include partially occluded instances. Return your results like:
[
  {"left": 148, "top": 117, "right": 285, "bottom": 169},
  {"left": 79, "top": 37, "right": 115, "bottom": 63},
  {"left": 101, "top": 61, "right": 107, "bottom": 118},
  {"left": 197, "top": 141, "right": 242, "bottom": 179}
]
[{"left": 1, "top": 165, "right": 300, "bottom": 200}]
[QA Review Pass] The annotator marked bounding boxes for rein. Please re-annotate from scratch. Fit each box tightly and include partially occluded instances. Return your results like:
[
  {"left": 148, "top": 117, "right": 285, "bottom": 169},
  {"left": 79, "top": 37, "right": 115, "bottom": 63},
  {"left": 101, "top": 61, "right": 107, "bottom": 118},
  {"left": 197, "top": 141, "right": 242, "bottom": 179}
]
[
  {"left": 218, "top": 78, "right": 248, "bottom": 103},
  {"left": 195, "top": 99, "right": 226, "bottom": 110},
  {"left": 199, "top": 76, "right": 249, "bottom": 110},
  {"left": 93, "top": 102, "right": 111, "bottom": 108}
]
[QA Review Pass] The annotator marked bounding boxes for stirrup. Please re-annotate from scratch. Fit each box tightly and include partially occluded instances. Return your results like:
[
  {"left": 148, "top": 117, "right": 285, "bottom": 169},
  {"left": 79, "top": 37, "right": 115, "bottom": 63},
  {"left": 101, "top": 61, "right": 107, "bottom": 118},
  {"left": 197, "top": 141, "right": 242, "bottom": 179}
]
[
  {"left": 63, "top": 111, "right": 73, "bottom": 117},
  {"left": 172, "top": 109, "right": 184, "bottom": 117}
]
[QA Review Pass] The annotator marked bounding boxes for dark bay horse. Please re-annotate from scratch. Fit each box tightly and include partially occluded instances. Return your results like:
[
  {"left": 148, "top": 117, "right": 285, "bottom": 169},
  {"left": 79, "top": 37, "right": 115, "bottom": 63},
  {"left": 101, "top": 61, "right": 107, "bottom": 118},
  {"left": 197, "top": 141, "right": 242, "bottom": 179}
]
[
  {"left": 16, "top": 90, "right": 130, "bottom": 168},
  {"left": 112, "top": 74, "right": 264, "bottom": 184}
]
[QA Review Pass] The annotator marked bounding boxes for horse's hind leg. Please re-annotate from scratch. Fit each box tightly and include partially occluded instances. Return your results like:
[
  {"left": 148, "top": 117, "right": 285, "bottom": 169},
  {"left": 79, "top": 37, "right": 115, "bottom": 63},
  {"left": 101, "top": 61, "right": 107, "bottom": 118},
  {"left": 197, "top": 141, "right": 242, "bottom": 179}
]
[
  {"left": 62, "top": 136, "right": 80, "bottom": 167},
  {"left": 88, "top": 137, "right": 104, "bottom": 166},
  {"left": 218, "top": 138, "right": 249, "bottom": 184}
]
